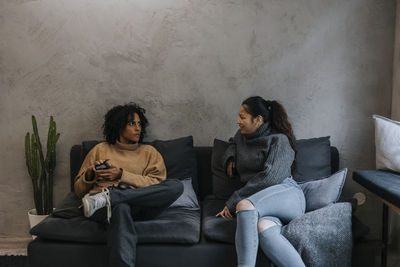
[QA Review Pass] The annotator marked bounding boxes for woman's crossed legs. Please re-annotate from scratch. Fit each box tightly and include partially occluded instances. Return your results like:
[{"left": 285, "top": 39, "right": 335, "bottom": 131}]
[{"left": 235, "top": 178, "right": 306, "bottom": 267}]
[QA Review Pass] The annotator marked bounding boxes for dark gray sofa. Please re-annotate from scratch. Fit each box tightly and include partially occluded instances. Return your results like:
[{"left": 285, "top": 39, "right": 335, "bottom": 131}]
[{"left": 28, "top": 137, "right": 353, "bottom": 267}]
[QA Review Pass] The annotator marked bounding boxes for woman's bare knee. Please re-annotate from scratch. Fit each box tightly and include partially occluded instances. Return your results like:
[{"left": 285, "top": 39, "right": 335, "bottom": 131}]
[
  {"left": 258, "top": 219, "right": 277, "bottom": 233},
  {"left": 236, "top": 199, "right": 255, "bottom": 211}
]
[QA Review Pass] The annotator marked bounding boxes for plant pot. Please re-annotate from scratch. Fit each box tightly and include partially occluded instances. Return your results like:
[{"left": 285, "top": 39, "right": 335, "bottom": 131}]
[{"left": 28, "top": 208, "right": 50, "bottom": 239}]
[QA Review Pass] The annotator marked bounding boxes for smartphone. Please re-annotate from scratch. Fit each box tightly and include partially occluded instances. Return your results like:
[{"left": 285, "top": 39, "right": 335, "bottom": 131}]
[{"left": 95, "top": 161, "right": 110, "bottom": 170}]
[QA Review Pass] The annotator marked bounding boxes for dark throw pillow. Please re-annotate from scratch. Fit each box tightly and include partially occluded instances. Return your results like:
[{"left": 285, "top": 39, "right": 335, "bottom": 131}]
[
  {"left": 299, "top": 168, "right": 347, "bottom": 212},
  {"left": 148, "top": 136, "right": 198, "bottom": 192},
  {"left": 211, "top": 139, "right": 243, "bottom": 199},
  {"left": 293, "top": 136, "right": 331, "bottom": 182}
]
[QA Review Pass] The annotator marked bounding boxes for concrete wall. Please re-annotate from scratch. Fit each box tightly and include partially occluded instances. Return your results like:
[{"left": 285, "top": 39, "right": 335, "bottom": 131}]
[
  {"left": 389, "top": 1, "right": 400, "bottom": 265},
  {"left": 0, "top": 0, "right": 395, "bottom": 245},
  {"left": 394, "top": 1, "right": 400, "bottom": 122}
]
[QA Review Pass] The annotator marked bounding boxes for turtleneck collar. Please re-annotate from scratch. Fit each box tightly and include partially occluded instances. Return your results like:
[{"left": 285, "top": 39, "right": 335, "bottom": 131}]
[
  {"left": 243, "top": 121, "right": 272, "bottom": 140},
  {"left": 115, "top": 140, "right": 140, "bottom": 151}
]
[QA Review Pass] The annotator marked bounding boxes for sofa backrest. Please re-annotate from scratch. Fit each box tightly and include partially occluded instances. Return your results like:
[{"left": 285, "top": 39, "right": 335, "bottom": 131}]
[{"left": 70, "top": 142, "right": 339, "bottom": 201}]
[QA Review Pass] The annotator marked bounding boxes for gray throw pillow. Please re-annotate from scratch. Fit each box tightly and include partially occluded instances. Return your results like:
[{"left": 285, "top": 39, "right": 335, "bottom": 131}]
[
  {"left": 169, "top": 178, "right": 200, "bottom": 210},
  {"left": 299, "top": 168, "right": 347, "bottom": 212}
]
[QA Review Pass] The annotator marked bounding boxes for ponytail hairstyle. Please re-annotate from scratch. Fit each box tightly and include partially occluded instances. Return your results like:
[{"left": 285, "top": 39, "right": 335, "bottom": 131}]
[
  {"left": 269, "top": 100, "right": 296, "bottom": 151},
  {"left": 242, "top": 96, "right": 296, "bottom": 170}
]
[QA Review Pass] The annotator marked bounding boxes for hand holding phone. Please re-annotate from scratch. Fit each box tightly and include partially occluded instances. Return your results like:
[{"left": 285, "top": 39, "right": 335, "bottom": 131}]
[
  {"left": 95, "top": 160, "right": 110, "bottom": 170},
  {"left": 94, "top": 160, "right": 122, "bottom": 181}
]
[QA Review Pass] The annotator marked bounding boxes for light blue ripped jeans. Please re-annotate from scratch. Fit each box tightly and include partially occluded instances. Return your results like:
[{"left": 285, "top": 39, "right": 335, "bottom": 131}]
[{"left": 235, "top": 177, "right": 306, "bottom": 267}]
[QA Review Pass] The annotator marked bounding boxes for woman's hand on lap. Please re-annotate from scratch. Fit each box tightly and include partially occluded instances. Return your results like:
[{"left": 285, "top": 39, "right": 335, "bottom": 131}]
[{"left": 216, "top": 206, "right": 232, "bottom": 218}]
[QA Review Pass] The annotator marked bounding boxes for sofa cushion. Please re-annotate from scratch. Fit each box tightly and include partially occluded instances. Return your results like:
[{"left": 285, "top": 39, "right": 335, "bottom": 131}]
[
  {"left": 211, "top": 139, "right": 243, "bottom": 199},
  {"left": 82, "top": 140, "right": 101, "bottom": 160},
  {"left": 202, "top": 196, "right": 352, "bottom": 267},
  {"left": 293, "top": 136, "right": 331, "bottom": 182},
  {"left": 31, "top": 192, "right": 201, "bottom": 244},
  {"left": 30, "top": 213, "right": 107, "bottom": 243},
  {"left": 373, "top": 115, "right": 400, "bottom": 173},
  {"left": 202, "top": 195, "right": 236, "bottom": 243},
  {"left": 135, "top": 207, "right": 200, "bottom": 244},
  {"left": 149, "top": 136, "right": 198, "bottom": 192},
  {"left": 299, "top": 168, "right": 347, "bottom": 212},
  {"left": 353, "top": 170, "right": 400, "bottom": 208},
  {"left": 30, "top": 192, "right": 105, "bottom": 243}
]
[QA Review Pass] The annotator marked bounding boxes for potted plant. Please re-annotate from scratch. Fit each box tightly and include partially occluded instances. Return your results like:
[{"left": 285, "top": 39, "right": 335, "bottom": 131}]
[{"left": 25, "top": 115, "right": 60, "bottom": 229}]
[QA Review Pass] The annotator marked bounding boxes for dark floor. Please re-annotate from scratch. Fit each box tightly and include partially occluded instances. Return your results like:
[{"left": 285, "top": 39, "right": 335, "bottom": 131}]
[{"left": 353, "top": 240, "right": 381, "bottom": 267}]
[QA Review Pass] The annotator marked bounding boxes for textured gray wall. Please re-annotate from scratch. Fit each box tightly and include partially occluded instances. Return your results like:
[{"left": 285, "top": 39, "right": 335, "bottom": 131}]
[
  {"left": 394, "top": 1, "right": 400, "bottom": 122},
  {"left": 0, "top": 0, "right": 395, "bottom": 244},
  {"left": 389, "top": 1, "right": 400, "bottom": 264}
]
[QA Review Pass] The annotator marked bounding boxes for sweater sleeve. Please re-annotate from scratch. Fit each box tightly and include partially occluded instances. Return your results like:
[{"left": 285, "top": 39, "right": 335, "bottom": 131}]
[
  {"left": 120, "top": 149, "right": 166, "bottom": 188},
  {"left": 74, "top": 147, "right": 98, "bottom": 198},
  {"left": 225, "top": 135, "right": 294, "bottom": 212}
]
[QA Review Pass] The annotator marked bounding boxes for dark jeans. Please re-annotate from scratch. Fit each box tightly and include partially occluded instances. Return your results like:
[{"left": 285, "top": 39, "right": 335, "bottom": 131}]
[{"left": 91, "top": 179, "right": 183, "bottom": 267}]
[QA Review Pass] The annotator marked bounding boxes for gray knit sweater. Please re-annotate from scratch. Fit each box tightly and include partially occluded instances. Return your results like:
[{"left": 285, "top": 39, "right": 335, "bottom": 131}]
[{"left": 223, "top": 123, "right": 295, "bottom": 212}]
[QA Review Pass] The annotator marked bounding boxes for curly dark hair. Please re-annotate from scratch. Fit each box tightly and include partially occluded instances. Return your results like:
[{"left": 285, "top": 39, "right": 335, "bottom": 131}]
[{"left": 102, "top": 102, "right": 148, "bottom": 144}]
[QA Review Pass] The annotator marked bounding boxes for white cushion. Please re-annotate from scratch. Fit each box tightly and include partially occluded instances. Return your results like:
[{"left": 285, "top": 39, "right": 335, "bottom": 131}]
[{"left": 373, "top": 115, "right": 400, "bottom": 172}]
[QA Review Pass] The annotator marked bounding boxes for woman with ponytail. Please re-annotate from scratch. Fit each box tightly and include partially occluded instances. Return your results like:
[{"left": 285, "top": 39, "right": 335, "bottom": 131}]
[{"left": 216, "top": 96, "right": 305, "bottom": 267}]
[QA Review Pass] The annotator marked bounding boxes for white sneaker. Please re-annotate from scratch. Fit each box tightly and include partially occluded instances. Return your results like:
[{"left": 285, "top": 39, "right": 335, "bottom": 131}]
[{"left": 82, "top": 187, "right": 111, "bottom": 222}]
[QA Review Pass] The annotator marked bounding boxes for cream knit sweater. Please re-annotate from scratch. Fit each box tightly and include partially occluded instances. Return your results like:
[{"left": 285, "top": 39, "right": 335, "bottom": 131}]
[{"left": 74, "top": 141, "right": 166, "bottom": 198}]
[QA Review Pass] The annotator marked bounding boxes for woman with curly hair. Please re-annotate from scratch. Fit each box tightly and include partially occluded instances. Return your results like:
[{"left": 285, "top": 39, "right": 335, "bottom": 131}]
[
  {"left": 74, "top": 102, "right": 183, "bottom": 267},
  {"left": 216, "top": 96, "right": 305, "bottom": 267}
]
